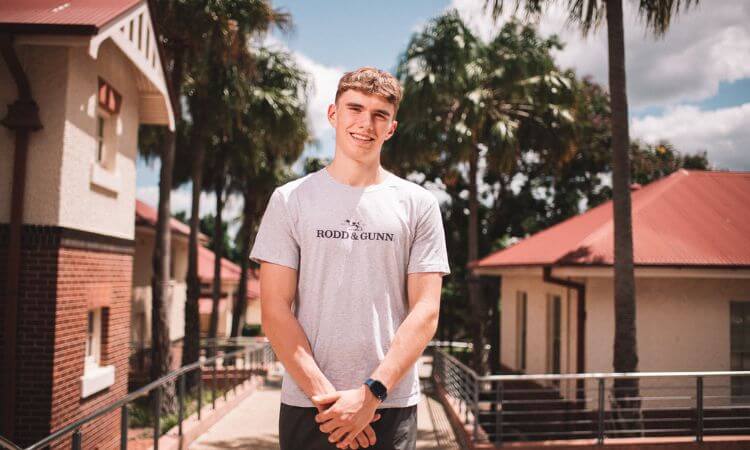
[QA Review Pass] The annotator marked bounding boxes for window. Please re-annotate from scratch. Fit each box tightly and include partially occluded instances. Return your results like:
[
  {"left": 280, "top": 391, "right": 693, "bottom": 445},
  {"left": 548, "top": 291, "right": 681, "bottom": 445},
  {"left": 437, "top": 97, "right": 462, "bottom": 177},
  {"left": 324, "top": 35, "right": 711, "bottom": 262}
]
[
  {"left": 516, "top": 291, "right": 528, "bottom": 371},
  {"left": 90, "top": 79, "right": 123, "bottom": 194},
  {"left": 547, "top": 294, "right": 562, "bottom": 384},
  {"left": 81, "top": 307, "right": 115, "bottom": 398},
  {"left": 95, "top": 115, "right": 105, "bottom": 163},
  {"left": 85, "top": 309, "right": 102, "bottom": 370},
  {"left": 731, "top": 302, "right": 750, "bottom": 402}
]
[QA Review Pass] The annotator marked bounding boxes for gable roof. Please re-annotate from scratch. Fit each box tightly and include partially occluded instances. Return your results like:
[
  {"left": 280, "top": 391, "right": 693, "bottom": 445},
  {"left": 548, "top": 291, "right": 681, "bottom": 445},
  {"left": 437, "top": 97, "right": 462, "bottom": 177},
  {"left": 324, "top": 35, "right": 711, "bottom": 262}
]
[
  {"left": 197, "top": 246, "right": 261, "bottom": 299},
  {"left": 135, "top": 199, "right": 207, "bottom": 242},
  {"left": 472, "top": 170, "right": 750, "bottom": 270},
  {"left": 1, "top": 0, "right": 176, "bottom": 130},
  {"left": 0, "top": 0, "right": 141, "bottom": 34}
]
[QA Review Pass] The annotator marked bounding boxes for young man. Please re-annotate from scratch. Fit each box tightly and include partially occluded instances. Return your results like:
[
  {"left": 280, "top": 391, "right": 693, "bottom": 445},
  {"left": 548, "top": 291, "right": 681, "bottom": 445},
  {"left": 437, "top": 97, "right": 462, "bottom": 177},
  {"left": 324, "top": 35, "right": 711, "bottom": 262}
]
[{"left": 250, "top": 67, "right": 450, "bottom": 450}]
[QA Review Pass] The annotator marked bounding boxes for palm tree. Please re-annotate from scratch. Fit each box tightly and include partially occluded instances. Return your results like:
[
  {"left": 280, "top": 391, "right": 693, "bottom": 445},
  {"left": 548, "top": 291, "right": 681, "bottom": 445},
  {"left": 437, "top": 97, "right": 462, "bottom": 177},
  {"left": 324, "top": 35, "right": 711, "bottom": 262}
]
[
  {"left": 179, "top": 1, "right": 291, "bottom": 378},
  {"left": 144, "top": 0, "right": 197, "bottom": 414},
  {"left": 392, "top": 11, "right": 576, "bottom": 374},
  {"left": 484, "top": 0, "right": 699, "bottom": 415},
  {"left": 228, "top": 47, "right": 312, "bottom": 338}
]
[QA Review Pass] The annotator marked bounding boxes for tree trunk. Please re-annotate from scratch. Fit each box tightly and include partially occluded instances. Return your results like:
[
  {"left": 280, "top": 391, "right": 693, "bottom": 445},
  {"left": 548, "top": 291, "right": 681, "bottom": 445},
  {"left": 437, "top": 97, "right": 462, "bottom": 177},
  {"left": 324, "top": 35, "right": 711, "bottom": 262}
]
[
  {"left": 183, "top": 135, "right": 206, "bottom": 387},
  {"left": 149, "top": 40, "right": 184, "bottom": 415},
  {"left": 231, "top": 191, "right": 256, "bottom": 337},
  {"left": 208, "top": 182, "right": 225, "bottom": 354},
  {"left": 150, "top": 128, "right": 178, "bottom": 415},
  {"left": 467, "top": 145, "right": 487, "bottom": 375},
  {"left": 606, "top": 0, "right": 641, "bottom": 428}
]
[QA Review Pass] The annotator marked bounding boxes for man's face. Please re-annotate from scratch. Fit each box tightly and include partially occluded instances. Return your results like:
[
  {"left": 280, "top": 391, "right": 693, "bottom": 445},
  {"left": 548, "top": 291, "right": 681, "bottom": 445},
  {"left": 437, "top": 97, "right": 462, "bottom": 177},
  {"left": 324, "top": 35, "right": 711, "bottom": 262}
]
[{"left": 327, "top": 89, "right": 398, "bottom": 164}]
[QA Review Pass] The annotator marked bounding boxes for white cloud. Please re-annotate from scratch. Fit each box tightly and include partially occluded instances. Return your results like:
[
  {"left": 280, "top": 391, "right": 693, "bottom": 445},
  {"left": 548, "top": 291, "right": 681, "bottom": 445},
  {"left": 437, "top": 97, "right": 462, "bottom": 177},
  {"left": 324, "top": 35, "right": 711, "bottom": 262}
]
[
  {"left": 451, "top": 0, "right": 750, "bottom": 110},
  {"left": 631, "top": 103, "right": 750, "bottom": 171},
  {"left": 291, "top": 51, "right": 344, "bottom": 141},
  {"left": 263, "top": 34, "right": 343, "bottom": 150},
  {"left": 448, "top": 0, "right": 750, "bottom": 170}
]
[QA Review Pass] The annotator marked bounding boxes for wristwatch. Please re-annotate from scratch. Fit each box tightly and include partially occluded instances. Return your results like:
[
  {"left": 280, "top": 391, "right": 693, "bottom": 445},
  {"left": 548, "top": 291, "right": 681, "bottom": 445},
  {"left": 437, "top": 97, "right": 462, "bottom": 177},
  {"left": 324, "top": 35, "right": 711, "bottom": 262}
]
[{"left": 364, "top": 378, "right": 388, "bottom": 402}]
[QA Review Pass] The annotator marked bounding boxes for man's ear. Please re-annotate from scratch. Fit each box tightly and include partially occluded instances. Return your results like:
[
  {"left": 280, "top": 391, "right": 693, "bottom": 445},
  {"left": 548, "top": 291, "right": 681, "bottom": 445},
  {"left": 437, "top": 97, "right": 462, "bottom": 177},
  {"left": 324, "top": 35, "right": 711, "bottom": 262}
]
[
  {"left": 327, "top": 103, "right": 336, "bottom": 128},
  {"left": 383, "top": 120, "right": 398, "bottom": 141}
]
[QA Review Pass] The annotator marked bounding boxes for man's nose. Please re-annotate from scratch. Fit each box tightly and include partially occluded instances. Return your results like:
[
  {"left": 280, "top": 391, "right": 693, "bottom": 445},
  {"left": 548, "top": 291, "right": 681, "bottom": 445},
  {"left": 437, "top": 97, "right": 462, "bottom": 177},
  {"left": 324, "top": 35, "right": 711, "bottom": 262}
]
[{"left": 356, "top": 112, "right": 375, "bottom": 131}]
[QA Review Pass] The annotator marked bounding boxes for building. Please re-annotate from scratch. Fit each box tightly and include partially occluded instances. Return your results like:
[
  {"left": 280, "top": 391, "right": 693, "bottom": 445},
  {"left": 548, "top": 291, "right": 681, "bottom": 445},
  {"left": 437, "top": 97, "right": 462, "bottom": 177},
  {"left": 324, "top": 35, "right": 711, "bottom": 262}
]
[
  {"left": 470, "top": 169, "right": 750, "bottom": 404},
  {"left": 0, "top": 0, "right": 174, "bottom": 446},
  {"left": 131, "top": 200, "right": 260, "bottom": 384}
]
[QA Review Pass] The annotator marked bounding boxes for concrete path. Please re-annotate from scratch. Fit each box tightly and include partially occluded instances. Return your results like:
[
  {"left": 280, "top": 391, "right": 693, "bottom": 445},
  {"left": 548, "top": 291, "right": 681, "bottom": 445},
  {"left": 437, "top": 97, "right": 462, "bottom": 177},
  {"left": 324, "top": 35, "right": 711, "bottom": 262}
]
[{"left": 190, "top": 359, "right": 459, "bottom": 450}]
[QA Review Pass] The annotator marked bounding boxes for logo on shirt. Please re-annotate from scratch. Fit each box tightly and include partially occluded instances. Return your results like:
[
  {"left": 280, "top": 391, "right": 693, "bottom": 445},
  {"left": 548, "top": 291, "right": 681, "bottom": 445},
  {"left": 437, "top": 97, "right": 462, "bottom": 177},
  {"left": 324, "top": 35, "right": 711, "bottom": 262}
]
[
  {"left": 315, "top": 218, "right": 394, "bottom": 242},
  {"left": 342, "top": 219, "right": 363, "bottom": 232}
]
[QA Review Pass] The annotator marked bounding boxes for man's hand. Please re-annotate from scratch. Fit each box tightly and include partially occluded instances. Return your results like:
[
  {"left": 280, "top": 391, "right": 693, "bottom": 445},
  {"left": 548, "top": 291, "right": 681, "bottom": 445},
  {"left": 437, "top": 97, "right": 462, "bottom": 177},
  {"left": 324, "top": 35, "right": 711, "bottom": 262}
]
[
  {"left": 312, "top": 392, "right": 381, "bottom": 449},
  {"left": 312, "top": 386, "right": 381, "bottom": 449}
]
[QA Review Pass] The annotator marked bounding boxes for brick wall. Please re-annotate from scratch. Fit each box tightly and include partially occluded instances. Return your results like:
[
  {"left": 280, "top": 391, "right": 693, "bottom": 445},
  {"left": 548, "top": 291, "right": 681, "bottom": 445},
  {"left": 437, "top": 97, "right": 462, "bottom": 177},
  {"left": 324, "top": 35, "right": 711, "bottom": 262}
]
[{"left": 0, "top": 225, "right": 133, "bottom": 449}]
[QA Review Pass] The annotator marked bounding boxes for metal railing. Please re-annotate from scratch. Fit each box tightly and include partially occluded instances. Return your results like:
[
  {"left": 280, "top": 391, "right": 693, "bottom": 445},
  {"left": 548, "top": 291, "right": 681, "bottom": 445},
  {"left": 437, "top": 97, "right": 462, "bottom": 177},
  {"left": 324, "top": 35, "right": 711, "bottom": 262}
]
[
  {"left": 430, "top": 344, "right": 750, "bottom": 446},
  {"left": 0, "top": 341, "right": 275, "bottom": 450}
]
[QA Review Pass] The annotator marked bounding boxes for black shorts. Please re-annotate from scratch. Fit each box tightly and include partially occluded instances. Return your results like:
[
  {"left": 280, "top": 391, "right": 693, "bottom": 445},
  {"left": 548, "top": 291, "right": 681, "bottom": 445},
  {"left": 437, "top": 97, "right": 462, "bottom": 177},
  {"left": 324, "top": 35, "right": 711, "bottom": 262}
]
[{"left": 278, "top": 402, "right": 417, "bottom": 450}]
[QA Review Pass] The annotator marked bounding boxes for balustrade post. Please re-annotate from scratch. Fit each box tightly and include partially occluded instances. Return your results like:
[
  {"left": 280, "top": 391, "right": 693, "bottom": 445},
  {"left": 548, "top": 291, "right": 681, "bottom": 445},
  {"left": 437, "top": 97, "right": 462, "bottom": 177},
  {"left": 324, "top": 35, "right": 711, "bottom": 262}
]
[
  {"left": 597, "top": 378, "right": 605, "bottom": 445},
  {"left": 696, "top": 376, "right": 704, "bottom": 442}
]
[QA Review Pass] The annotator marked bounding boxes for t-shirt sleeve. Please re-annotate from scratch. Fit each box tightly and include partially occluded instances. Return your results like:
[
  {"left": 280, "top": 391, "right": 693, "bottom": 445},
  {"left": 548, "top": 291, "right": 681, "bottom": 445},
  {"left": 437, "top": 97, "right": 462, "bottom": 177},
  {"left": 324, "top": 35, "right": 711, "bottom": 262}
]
[
  {"left": 249, "top": 189, "right": 300, "bottom": 270},
  {"left": 407, "top": 196, "right": 451, "bottom": 277}
]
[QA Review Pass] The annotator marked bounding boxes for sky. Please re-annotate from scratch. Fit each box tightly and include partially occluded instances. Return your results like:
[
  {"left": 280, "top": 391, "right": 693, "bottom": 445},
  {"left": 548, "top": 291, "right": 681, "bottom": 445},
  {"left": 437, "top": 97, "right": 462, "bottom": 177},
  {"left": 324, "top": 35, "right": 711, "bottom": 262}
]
[{"left": 136, "top": 0, "right": 750, "bottom": 220}]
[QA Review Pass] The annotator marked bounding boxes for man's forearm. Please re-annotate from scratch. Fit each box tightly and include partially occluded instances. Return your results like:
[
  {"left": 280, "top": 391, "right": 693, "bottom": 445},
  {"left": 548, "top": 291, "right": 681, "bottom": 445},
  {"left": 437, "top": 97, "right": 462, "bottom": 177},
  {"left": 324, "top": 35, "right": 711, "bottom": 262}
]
[
  {"left": 263, "top": 308, "right": 336, "bottom": 398},
  {"left": 369, "top": 301, "right": 439, "bottom": 392}
]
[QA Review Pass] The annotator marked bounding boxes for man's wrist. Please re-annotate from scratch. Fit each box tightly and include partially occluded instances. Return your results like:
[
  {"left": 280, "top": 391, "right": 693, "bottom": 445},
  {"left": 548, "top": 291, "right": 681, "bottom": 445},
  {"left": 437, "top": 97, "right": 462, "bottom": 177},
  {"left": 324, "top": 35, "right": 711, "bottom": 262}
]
[
  {"left": 363, "top": 378, "right": 388, "bottom": 403},
  {"left": 361, "top": 384, "right": 382, "bottom": 408}
]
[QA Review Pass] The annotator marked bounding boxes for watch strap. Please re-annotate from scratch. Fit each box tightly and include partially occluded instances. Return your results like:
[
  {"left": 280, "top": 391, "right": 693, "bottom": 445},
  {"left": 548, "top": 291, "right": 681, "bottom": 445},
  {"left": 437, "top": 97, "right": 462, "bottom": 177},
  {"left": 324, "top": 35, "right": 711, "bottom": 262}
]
[{"left": 364, "top": 378, "right": 388, "bottom": 402}]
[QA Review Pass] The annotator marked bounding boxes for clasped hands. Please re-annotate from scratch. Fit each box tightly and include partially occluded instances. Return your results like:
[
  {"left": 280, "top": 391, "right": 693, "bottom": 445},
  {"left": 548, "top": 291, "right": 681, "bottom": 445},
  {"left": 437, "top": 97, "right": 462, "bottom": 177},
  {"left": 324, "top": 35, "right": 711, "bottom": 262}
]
[{"left": 311, "top": 385, "right": 382, "bottom": 449}]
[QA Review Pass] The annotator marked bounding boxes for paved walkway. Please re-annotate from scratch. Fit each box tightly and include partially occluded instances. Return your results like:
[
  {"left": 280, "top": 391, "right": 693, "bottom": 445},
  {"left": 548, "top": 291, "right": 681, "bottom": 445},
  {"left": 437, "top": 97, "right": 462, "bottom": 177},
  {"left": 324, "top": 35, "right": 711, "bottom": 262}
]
[{"left": 190, "top": 359, "right": 459, "bottom": 449}]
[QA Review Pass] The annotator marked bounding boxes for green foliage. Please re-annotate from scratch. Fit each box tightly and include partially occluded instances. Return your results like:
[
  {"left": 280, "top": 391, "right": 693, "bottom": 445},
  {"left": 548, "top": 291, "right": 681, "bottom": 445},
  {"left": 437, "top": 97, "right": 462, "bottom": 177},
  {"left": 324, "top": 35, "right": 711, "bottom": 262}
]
[
  {"left": 392, "top": 9, "right": 712, "bottom": 348},
  {"left": 630, "top": 140, "right": 709, "bottom": 185},
  {"left": 483, "top": 0, "right": 700, "bottom": 36},
  {"left": 199, "top": 215, "right": 242, "bottom": 264},
  {"left": 241, "top": 324, "right": 263, "bottom": 337},
  {"left": 127, "top": 384, "right": 231, "bottom": 435}
]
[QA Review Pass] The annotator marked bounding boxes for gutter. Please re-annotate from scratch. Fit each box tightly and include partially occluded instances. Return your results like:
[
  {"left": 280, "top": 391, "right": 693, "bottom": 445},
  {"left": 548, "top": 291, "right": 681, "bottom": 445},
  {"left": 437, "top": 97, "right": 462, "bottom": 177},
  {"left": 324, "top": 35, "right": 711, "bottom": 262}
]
[
  {"left": 543, "top": 266, "right": 586, "bottom": 406},
  {"left": 0, "top": 32, "right": 42, "bottom": 440}
]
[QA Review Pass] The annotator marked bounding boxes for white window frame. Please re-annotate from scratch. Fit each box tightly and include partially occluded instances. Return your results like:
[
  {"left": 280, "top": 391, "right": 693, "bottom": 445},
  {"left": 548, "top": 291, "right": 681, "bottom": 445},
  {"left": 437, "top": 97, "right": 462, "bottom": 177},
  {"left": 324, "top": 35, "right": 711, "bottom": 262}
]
[
  {"left": 85, "top": 309, "right": 101, "bottom": 370},
  {"left": 90, "top": 108, "right": 122, "bottom": 194},
  {"left": 81, "top": 307, "right": 115, "bottom": 398}
]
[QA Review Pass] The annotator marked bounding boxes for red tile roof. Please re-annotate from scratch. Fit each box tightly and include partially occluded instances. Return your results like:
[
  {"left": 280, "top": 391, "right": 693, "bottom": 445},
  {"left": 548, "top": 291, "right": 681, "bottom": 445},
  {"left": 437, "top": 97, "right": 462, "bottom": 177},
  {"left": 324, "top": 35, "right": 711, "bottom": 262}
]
[
  {"left": 0, "top": 0, "right": 142, "bottom": 34},
  {"left": 135, "top": 199, "right": 196, "bottom": 239},
  {"left": 135, "top": 199, "right": 259, "bottom": 298},
  {"left": 197, "top": 247, "right": 260, "bottom": 298},
  {"left": 472, "top": 170, "right": 750, "bottom": 269}
]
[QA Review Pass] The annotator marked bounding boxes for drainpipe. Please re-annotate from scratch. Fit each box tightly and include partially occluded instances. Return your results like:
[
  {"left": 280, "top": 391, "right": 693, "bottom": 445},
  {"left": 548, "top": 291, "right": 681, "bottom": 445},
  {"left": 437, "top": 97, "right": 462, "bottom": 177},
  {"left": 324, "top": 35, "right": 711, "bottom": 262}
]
[
  {"left": 1, "top": 32, "right": 42, "bottom": 440},
  {"left": 543, "top": 266, "right": 586, "bottom": 406}
]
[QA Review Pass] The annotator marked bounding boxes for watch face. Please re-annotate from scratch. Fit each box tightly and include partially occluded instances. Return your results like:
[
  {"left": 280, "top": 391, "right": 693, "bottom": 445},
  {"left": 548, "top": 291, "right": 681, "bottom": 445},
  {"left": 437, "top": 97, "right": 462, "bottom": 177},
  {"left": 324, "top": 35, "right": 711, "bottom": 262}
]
[{"left": 367, "top": 379, "right": 387, "bottom": 400}]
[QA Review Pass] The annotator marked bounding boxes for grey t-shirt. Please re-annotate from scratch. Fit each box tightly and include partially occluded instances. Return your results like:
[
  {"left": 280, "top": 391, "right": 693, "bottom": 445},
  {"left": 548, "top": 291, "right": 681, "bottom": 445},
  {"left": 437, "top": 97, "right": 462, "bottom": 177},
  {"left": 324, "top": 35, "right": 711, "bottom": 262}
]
[{"left": 249, "top": 166, "right": 450, "bottom": 408}]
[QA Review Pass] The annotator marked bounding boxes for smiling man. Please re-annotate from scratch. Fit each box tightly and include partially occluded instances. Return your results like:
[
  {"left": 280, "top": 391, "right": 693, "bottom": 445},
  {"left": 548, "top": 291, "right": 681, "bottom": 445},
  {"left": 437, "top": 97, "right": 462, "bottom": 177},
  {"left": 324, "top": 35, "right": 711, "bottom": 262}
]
[{"left": 250, "top": 67, "right": 450, "bottom": 450}]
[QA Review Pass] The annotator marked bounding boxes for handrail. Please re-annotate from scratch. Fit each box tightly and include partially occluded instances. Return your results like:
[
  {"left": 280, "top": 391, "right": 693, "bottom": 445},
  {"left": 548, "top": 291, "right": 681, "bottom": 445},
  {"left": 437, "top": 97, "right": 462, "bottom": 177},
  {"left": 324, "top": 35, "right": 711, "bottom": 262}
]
[
  {"left": 430, "top": 345, "right": 750, "bottom": 446},
  {"left": 0, "top": 436, "right": 21, "bottom": 450},
  {"left": 430, "top": 342, "right": 750, "bottom": 381},
  {"left": 1, "top": 342, "right": 271, "bottom": 450}
]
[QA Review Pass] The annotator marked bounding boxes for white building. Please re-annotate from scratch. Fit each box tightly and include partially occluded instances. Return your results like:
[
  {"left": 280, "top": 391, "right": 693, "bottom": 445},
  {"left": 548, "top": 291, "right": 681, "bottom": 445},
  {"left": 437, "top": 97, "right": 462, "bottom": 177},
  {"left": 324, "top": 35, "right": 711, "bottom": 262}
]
[{"left": 471, "top": 170, "right": 750, "bottom": 406}]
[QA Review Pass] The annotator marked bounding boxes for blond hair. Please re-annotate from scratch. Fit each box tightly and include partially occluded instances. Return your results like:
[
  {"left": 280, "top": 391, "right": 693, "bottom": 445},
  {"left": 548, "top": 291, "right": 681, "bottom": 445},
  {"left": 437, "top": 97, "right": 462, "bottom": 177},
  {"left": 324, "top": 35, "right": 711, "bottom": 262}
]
[{"left": 335, "top": 67, "right": 403, "bottom": 115}]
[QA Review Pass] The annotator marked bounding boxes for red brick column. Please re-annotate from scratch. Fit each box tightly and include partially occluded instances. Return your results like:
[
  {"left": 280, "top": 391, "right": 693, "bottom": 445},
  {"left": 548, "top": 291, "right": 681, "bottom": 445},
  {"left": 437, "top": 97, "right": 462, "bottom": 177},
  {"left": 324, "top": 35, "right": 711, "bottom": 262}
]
[{"left": 0, "top": 225, "right": 133, "bottom": 449}]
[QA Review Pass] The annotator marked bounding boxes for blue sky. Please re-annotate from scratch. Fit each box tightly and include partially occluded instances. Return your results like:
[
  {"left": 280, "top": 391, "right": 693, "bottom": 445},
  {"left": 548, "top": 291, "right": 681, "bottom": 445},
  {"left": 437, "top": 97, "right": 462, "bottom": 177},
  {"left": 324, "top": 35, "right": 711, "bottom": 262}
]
[{"left": 137, "top": 0, "right": 750, "bottom": 216}]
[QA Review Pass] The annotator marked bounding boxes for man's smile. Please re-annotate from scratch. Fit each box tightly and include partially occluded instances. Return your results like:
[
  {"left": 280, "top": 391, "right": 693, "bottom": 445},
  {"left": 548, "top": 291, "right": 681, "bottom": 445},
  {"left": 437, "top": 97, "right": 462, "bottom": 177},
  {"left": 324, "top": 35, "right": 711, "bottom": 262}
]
[{"left": 349, "top": 132, "right": 375, "bottom": 143}]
